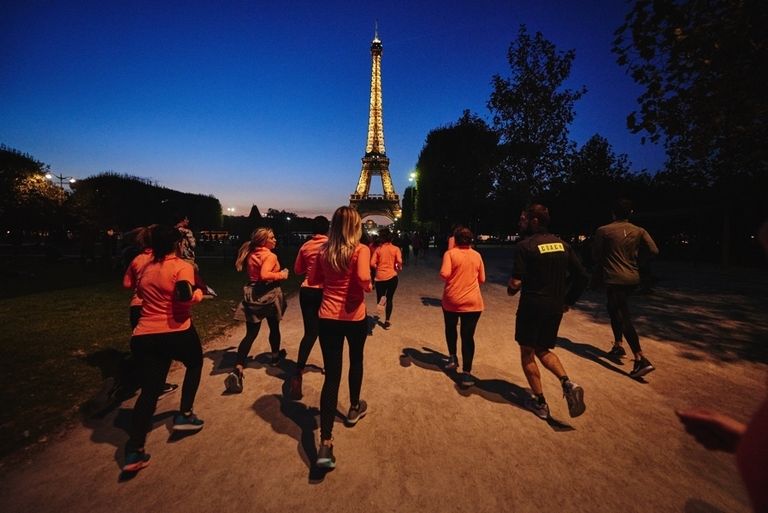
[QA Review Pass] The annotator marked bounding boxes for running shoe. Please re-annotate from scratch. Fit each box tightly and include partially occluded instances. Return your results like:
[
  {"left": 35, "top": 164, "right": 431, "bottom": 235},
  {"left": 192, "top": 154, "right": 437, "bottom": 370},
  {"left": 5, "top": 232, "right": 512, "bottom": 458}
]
[
  {"left": 629, "top": 357, "right": 655, "bottom": 379},
  {"left": 383, "top": 321, "right": 391, "bottom": 330},
  {"left": 459, "top": 372, "right": 476, "bottom": 387},
  {"left": 122, "top": 450, "right": 150, "bottom": 472},
  {"left": 159, "top": 382, "right": 179, "bottom": 397},
  {"left": 224, "top": 371, "right": 243, "bottom": 393},
  {"left": 607, "top": 345, "right": 627, "bottom": 358},
  {"left": 527, "top": 397, "right": 550, "bottom": 420},
  {"left": 270, "top": 349, "right": 287, "bottom": 367},
  {"left": 288, "top": 373, "right": 303, "bottom": 401},
  {"left": 316, "top": 443, "right": 336, "bottom": 469},
  {"left": 172, "top": 412, "right": 205, "bottom": 431},
  {"left": 377, "top": 296, "right": 387, "bottom": 313},
  {"left": 346, "top": 400, "right": 368, "bottom": 425},
  {"left": 562, "top": 381, "right": 586, "bottom": 418},
  {"left": 444, "top": 355, "right": 458, "bottom": 370}
]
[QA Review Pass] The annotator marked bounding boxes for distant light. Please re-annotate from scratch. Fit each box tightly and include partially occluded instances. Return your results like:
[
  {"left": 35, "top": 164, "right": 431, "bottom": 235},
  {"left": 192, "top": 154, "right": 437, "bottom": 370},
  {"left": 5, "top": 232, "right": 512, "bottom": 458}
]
[
  {"left": 45, "top": 173, "right": 52, "bottom": 179},
  {"left": 286, "top": 217, "right": 292, "bottom": 221},
  {"left": 69, "top": 178, "right": 76, "bottom": 183}
]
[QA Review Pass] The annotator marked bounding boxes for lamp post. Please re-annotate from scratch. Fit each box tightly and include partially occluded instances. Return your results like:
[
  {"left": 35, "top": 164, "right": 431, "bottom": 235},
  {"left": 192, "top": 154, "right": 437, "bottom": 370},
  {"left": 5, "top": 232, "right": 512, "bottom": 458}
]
[{"left": 45, "top": 172, "right": 77, "bottom": 205}]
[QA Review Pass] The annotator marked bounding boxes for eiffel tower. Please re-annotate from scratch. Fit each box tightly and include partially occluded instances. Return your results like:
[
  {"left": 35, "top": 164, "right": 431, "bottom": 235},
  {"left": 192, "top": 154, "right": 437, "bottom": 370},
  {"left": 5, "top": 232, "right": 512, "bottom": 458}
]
[{"left": 349, "top": 26, "right": 401, "bottom": 221}]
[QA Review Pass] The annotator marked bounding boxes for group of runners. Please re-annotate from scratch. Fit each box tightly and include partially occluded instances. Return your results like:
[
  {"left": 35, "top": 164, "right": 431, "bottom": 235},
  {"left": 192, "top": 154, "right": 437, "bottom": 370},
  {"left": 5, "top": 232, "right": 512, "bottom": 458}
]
[{"left": 119, "top": 200, "right": 660, "bottom": 473}]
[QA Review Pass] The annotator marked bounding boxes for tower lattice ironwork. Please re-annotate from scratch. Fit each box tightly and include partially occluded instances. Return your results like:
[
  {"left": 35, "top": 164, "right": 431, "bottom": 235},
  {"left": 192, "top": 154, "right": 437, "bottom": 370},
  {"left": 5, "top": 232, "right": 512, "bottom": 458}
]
[{"left": 349, "top": 27, "right": 401, "bottom": 221}]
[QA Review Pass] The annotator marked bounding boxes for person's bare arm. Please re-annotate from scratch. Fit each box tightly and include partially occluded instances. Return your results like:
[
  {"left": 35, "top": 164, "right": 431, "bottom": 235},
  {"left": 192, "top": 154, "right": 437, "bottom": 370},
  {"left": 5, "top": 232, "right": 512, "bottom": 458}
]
[{"left": 676, "top": 408, "right": 747, "bottom": 453}]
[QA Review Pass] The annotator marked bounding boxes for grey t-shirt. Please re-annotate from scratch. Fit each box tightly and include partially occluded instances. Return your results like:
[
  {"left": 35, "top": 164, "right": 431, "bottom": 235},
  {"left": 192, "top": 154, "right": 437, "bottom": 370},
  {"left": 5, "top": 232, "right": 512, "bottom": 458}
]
[{"left": 592, "top": 220, "right": 658, "bottom": 285}]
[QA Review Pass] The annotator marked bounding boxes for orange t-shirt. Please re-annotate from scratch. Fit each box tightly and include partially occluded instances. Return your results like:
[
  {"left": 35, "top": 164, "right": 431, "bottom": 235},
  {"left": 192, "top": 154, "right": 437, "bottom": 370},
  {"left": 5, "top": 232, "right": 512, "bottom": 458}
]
[
  {"left": 123, "top": 249, "right": 153, "bottom": 307},
  {"left": 294, "top": 235, "right": 328, "bottom": 288},
  {"left": 440, "top": 246, "right": 485, "bottom": 312},
  {"left": 371, "top": 242, "right": 402, "bottom": 281},
  {"left": 247, "top": 247, "right": 284, "bottom": 282},
  {"left": 133, "top": 255, "right": 203, "bottom": 336},
  {"left": 309, "top": 244, "right": 372, "bottom": 321}
]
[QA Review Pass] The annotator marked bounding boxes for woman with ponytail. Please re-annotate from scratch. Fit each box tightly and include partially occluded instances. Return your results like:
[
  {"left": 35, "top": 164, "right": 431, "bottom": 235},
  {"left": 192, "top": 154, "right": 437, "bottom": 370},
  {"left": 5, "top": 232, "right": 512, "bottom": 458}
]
[{"left": 308, "top": 206, "right": 372, "bottom": 469}]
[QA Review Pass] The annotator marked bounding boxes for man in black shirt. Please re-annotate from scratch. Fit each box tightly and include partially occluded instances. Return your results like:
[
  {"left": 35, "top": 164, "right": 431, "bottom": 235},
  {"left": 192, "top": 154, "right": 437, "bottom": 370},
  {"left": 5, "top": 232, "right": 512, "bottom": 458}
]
[{"left": 508, "top": 204, "right": 589, "bottom": 419}]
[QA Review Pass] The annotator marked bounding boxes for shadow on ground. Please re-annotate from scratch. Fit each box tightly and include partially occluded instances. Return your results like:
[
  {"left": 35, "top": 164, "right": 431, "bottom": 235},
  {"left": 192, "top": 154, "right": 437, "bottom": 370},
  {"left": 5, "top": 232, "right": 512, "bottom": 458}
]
[
  {"left": 573, "top": 285, "right": 768, "bottom": 363},
  {"left": 252, "top": 394, "right": 334, "bottom": 483},
  {"left": 399, "top": 346, "right": 574, "bottom": 431}
]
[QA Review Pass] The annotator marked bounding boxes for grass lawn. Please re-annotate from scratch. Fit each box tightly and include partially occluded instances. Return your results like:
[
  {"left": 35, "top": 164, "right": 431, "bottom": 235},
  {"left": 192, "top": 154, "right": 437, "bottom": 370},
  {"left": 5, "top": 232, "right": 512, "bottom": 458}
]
[{"left": 0, "top": 248, "right": 301, "bottom": 459}]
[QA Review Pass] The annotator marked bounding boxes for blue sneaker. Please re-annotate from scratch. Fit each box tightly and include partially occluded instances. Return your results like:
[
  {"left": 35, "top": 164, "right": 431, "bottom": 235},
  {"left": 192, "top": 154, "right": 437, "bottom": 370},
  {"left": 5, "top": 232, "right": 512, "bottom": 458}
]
[
  {"left": 123, "top": 450, "right": 150, "bottom": 472},
  {"left": 173, "top": 412, "right": 204, "bottom": 431}
]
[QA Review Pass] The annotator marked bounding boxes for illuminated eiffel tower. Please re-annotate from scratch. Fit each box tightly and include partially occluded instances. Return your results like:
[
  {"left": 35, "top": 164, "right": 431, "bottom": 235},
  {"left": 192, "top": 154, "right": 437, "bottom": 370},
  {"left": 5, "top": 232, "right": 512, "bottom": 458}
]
[{"left": 349, "top": 26, "right": 401, "bottom": 221}]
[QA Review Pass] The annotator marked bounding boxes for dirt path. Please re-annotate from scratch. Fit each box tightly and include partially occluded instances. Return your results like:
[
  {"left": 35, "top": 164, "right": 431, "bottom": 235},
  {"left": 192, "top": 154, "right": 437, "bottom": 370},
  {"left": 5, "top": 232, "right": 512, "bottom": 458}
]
[{"left": 1, "top": 247, "right": 765, "bottom": 513}]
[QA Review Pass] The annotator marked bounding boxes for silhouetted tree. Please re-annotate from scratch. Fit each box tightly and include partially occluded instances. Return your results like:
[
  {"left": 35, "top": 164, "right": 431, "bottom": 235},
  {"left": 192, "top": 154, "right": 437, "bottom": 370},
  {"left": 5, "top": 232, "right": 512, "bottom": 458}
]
[
  {"left": 414, "top": 111, "right": 499, "bottom": 234},
  {"left": 400, "top": 186, "right": 416, "bottom": 231},
  {"left": 489, "top": 25, "right": 586, "bottom": 205},
  {"left": 613, "top": 0, "right": 768, "bottom": 264},
  {"left": 549, "top": 134, "right": 635, "bottom": 234},
  {"left": 0, "top": 146, "right": 61, "bottom": 237}
]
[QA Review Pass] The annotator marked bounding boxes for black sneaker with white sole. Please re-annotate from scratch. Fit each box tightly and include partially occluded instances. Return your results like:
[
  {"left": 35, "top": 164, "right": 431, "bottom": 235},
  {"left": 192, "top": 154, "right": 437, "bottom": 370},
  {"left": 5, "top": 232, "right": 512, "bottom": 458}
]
[
  {"left": 629, "top": 357, "right": 655, "bottom": 379},
  {"left": 527, "top": 397, "right": 550, "bottom": 419},
  {"left": 225, "top": 371, "right": 243, "bottom": 393},
  {"left": 317, "top": 443, "right": 336, "bottom": 468},
  {"left": 346, "top": 400, "right": 368, "bottom": 426},
  {"left": 459, "top": 372, "right": 476, "bottom": 387},
  {"left": 607, "top": 345, "right": 627, "bottom": 358}
]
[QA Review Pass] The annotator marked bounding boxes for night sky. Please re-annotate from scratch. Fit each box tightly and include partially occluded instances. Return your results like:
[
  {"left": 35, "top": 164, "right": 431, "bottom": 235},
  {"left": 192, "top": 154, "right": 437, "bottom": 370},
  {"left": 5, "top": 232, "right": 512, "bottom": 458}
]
[{"left": 1, "top": 0, "right": 663, "bottom": 218}]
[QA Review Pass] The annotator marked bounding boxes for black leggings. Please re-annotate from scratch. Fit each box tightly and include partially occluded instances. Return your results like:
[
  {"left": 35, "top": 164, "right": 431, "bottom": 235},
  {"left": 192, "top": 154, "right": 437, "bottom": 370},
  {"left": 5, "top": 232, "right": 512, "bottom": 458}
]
[
  {"left": 318, "top": 318, "right": 367, "bottom": 440},
  {"left": 606, "top": 285, "right": 642, "bottom": 354},
  {"left": 297, "top": 287, "right": 322, "bottom": 369},
  {"left": 375, "top": 276, "right": 399, "bottom": 320},
  {"left": 127, "top": 326, "right": 203, "bottom": 451},
  {"left": 443, "top": 310, "right": 482, "bottom": 372},
  {"left": 236, "top": 316, "right": 281, "bottom": 367}
]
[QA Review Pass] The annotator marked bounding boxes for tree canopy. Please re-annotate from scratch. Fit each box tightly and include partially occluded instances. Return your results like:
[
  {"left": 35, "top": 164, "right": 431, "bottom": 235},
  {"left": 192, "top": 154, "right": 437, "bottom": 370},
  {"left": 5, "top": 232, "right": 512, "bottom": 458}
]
[
  {"left": 613, "top": 0, "right": 768, "bottom": 184},
  {"left": 489, "top": 25, "right": 585, "bottom": 200},
  {"left": 414, "top": 111, "right": 499, "bottom": 234}
]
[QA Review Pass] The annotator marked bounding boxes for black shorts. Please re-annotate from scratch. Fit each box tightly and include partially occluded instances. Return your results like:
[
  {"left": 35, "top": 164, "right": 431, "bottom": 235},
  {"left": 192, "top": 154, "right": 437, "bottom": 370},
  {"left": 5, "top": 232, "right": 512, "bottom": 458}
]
[{"left": 514, "top": 307, "right": 563, "bottom": 350}]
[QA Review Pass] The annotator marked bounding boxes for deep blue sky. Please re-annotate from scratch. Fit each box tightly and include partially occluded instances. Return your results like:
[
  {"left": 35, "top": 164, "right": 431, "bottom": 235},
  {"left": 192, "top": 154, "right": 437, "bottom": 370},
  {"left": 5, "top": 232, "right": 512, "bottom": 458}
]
[{"left": 1, "top": 0, "right": 663, "bottom": 218}]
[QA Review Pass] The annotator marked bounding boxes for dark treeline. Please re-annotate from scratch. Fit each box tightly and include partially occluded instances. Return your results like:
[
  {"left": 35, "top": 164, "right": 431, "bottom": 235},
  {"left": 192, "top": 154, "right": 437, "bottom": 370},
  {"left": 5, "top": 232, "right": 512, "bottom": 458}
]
[
  {"left": 1, "top": 145, "right": 321, "bottom": 251},
  {"left": 0, "top": 146, "right": 222, "bottom": 242},
  {"left": 405, "top": 3, "right": 767, "bottom": 266},
  {"left": 70, "top": 173, "right": 222, "bottom": 231}
]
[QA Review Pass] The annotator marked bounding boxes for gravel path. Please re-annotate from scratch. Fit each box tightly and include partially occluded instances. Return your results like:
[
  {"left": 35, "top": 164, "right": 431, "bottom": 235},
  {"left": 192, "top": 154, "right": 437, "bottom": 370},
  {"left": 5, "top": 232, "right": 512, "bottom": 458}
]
[{"left": 1, "top": 247, "right": 765, "bottom": 513}]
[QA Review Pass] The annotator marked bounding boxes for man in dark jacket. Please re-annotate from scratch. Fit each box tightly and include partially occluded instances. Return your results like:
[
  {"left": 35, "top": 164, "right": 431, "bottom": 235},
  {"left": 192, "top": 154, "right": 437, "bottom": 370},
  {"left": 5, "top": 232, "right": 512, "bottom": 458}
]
[{"left": 508, "top": 204, "right": 589, "bottom": 419}]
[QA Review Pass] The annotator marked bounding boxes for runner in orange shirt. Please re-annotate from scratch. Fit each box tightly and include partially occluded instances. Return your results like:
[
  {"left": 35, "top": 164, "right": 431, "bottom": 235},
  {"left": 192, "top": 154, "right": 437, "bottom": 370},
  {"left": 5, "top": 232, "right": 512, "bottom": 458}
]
[
  {"left": 288, "top": 216, "right": 329, "bottom": 400},
  {"left": 440, "top": 227, "right": 486, "bottom": 387},
  {"left": 123, "top": 225, "right": 178, "bottom": 397},
  {"left": 308, "top": 206, "right": 373, "bottom": 469},
  {"left": 371, "top": 228, "right": 402, "bottom": 329},
  {"left": 225, "top": 228, "right": 289, "bottom": 393},
  {"left": 123, "top": 225, "right": 205, "bottom": 474}
]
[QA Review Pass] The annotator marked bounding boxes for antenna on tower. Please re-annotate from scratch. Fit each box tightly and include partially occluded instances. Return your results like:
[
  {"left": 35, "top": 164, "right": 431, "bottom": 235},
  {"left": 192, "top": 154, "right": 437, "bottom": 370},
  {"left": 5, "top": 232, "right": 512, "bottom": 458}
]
[{"left": 374, "top": 20, "right": 380, "bottom": 42}]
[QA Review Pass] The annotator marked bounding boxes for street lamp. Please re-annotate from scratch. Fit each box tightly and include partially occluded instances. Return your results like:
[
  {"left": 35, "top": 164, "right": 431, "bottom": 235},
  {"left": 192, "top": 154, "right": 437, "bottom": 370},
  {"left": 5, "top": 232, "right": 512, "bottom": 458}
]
[
  {"left": 44, "top": 172, "right": 77, "bottom": 204},
  {"left": 226, "top": 207, "right": 235, "bottom": 214},
  {"left": 45, "top": 172, "right": 77, "bottom": 190},
  {"left": 408, "top": 171, "right": 417, "bottom": 182}
]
